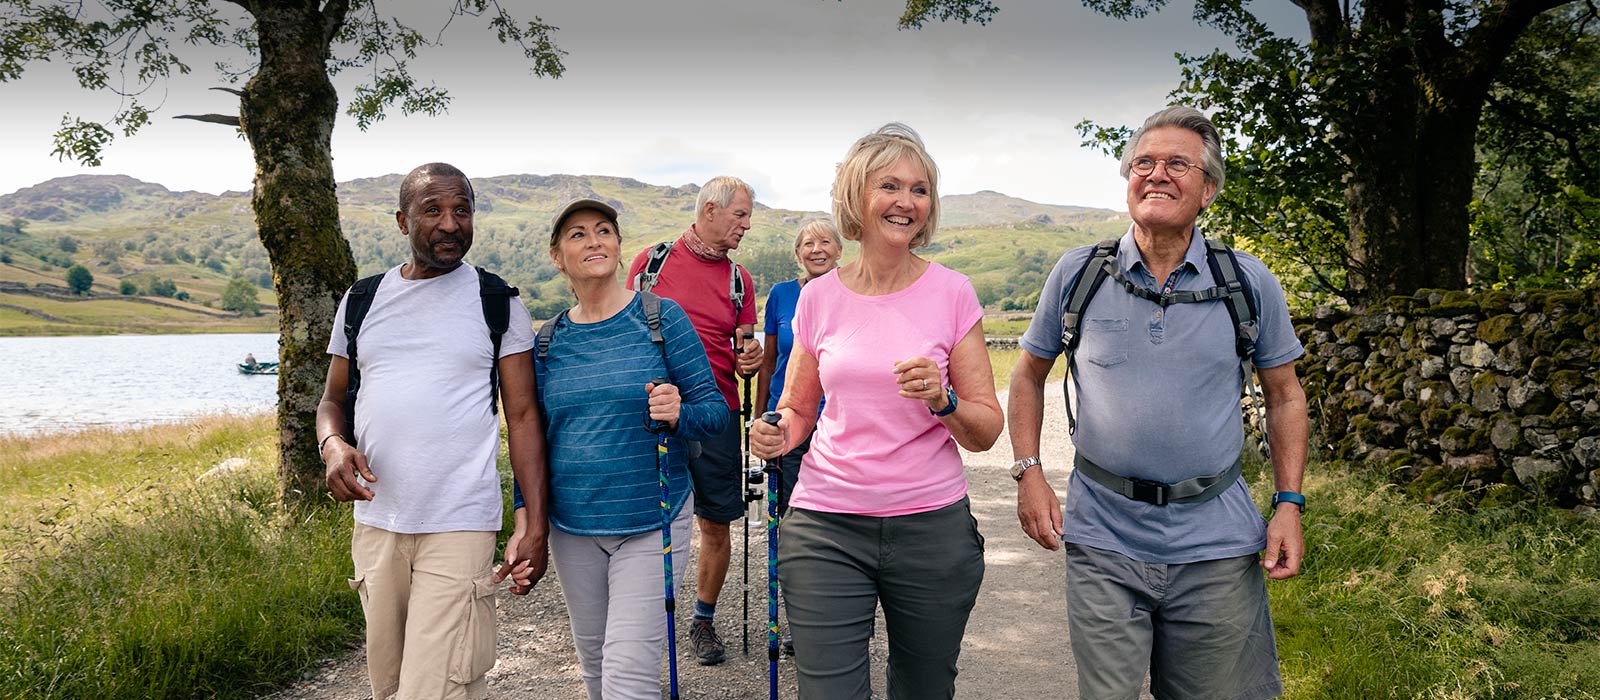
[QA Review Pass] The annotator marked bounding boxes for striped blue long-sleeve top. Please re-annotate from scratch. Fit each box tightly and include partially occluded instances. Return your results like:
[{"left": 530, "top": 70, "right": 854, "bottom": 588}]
[{"left": 515, "top": 293, "right": 726, "bottom": 537}]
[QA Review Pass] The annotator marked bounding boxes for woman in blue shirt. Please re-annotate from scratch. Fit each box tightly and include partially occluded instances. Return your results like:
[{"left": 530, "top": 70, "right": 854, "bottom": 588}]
[
  {"left": 510, "top": 199, "right": 726, "bottom": 700},
  {"left": 754, "top": 218, "right": 844, "bottom": 514}
]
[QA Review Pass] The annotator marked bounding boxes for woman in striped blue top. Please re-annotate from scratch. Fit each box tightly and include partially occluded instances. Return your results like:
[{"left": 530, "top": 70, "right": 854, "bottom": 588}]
[{"left": 510, "top": 199, "right": 726, "bottom": 700}]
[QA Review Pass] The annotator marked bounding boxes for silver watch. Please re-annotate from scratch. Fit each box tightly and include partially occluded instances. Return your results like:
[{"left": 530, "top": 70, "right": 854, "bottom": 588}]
[{"left": 1010, "top": 456, "right": 1041, "bottom": 481}]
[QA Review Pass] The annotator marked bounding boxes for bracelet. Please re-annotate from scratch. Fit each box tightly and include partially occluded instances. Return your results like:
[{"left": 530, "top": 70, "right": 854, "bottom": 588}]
[
  {"left": 318, "top": 433, "right": 347, "bottom": 454},
  {"left": 1271, "top": 491, "right": 1306, "bottom": 512}
]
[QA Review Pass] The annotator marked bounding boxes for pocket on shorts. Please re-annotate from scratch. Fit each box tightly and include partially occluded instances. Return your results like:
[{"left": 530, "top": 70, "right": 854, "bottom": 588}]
[
  {"left": 448, "top": 571, "right": 498, "bottom": 684},
  {"left": 967, "top": 509, "right": 986, "bottom": 553},
  {"left": 347, "top": 573, "right": 368, "bottom": 606}
]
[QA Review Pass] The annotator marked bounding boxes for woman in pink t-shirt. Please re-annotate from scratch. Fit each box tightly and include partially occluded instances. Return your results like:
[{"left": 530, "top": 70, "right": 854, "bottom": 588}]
[{"left": 751, "top": 123, "right": 1003, "bottom": 700}]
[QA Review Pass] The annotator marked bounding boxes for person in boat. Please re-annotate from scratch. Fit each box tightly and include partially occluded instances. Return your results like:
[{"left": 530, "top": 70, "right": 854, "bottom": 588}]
[{"left": 243, "top": 353, "right": 258, "bottom": 369}]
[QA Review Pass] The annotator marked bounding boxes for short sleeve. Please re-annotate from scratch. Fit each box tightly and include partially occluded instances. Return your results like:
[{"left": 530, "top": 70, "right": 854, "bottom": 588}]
[
  {"left": 499, "top": 295, "right": 535, "bottom": 357},
  {"left": 1019, "top": 247, "right": 1091, "bottom": 360},
  {"left": 763, "top": 286, "right": 780, "bottom": 336},
  {"left": 1237, "top": 254, "right": 1304, "bottom": 369},
  {"left": 326, "top": 290, "right": 352, "bottom": 358},
  {"left": 948, "top": 272, "right": 983, "bottom": 344}
]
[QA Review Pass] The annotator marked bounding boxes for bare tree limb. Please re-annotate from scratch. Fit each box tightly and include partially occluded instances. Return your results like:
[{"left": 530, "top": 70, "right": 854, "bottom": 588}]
[{"left": 173, "top": 113, "right": 242, "bottom": 126}]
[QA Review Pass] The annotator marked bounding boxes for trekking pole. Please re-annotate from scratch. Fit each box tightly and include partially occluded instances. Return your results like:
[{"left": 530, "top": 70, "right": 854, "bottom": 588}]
[
  {"left": 645, "top": 377, "right": 681, "bottom": 700},
  {"left": 760, "top": 410, "right": 783, "bottom": 700},
  {"left": 738, "top": 330, "right": 758, "bottom": 656}
]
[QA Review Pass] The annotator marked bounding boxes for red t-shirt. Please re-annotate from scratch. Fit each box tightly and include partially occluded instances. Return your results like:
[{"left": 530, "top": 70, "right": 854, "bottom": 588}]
[{"left": 627, "top": 235, "right": 757, "bottom": 410}]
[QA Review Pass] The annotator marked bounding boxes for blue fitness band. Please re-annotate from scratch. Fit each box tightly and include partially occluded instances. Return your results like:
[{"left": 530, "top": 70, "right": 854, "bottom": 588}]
[
  {"left": 1271, "top": 491, "right": 1306, "bottom": 512},
  {"left": 931, "top": 385, "right": 958, "bottom": 417}
]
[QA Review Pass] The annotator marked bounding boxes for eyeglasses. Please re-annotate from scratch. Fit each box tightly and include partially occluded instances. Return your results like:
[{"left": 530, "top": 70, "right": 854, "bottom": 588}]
[{"left": 1130, "top": 157, "right": 1206, "bottom": 179}]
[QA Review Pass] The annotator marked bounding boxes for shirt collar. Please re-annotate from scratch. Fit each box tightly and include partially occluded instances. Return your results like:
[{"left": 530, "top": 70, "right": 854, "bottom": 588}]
[{"left": 1117, "top": 224, "right": 1207, "bottom": 278}]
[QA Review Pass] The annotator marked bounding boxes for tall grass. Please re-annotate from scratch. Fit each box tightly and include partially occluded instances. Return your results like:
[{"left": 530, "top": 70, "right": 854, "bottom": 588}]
[
  {"left": 0, "top": 416, "right": 362, "bottom": 700},
  {"left": 1270, "top": 460, "right": 1600, "bottom": 699}
]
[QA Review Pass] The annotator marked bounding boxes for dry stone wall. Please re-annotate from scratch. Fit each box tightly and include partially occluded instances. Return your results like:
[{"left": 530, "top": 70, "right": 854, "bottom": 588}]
[{"left": 1296, "top": 287, "right": 1600, "bottom": 510}]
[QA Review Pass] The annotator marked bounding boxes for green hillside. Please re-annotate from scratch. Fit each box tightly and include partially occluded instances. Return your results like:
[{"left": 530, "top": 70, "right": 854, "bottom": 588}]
[{"left": 0, "top": 174, "right": 1128, "bottom": 334}]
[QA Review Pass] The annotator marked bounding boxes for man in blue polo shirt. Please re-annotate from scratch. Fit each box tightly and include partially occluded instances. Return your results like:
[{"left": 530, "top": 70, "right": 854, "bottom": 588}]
[{"left": 1008, "top": 106, "right": 1309, "bottom": 700}]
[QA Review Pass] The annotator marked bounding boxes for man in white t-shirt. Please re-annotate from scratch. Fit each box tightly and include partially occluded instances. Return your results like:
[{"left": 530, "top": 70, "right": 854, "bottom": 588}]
[{"left": 314, "top": 163, "right": 549, "bottom": 700}]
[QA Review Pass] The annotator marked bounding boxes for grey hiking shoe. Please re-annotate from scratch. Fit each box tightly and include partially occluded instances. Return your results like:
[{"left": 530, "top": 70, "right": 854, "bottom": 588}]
[{"left": 688, "top": 618, "right": 726, "bottom": 665}]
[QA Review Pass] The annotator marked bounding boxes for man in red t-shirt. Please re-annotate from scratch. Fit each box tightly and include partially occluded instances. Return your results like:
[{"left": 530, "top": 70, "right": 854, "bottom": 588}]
[{"left": 627, "top": 175, "right": 762, "bottom": 665}]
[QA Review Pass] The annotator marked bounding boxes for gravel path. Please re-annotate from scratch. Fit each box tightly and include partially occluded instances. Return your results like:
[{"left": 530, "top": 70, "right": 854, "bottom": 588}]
[{"left": 262, "top": 385, "right": 1107, "bottom": 699}]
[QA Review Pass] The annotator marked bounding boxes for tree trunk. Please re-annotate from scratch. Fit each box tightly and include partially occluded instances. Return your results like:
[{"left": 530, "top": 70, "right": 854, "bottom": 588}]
[{"left": 239, "top": 2, "right": 355, "bottom": 504}]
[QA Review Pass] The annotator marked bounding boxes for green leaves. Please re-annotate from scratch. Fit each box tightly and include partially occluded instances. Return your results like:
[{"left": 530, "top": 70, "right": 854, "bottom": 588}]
[{"left": 895, "top": 0, "right": 1000, "bottom": 29}]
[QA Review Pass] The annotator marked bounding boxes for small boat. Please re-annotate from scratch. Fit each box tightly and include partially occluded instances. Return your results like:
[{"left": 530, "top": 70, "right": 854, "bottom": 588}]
[{"left": 239, "top": 361, "right": 279, "bottom": 375}]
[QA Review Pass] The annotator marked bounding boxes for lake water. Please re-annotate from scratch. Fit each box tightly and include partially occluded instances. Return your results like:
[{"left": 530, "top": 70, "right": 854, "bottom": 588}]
[{"left": 0, "top": 333, "right": 281, "bottom": 437}]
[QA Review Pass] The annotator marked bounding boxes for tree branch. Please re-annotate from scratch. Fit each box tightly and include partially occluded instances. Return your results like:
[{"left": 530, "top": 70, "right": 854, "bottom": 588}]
[
  {"left": 1456, "top": 0, "right": 1570, "bottom": 90},
  {"left": 322, "top": 0, "right": 351, "bottom": 44},
  {"left": 174, "top": 113, "right": 242, "bottom": 127},
  {"left": 1291, "top": 0, "right": 1344, "bottom": 46},
  {"left": 210, "top": 86, "right": 244, "bottom": 97}
]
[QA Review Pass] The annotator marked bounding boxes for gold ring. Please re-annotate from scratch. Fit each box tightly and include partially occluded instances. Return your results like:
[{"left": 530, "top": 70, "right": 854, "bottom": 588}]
[{"left": 921, "top": 379, "right": 929, "bottom": 391}]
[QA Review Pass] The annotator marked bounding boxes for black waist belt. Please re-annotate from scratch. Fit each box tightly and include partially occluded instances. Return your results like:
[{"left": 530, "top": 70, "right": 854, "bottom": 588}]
[{"left": 1072, "top": 453, "right": 1243, "bottom": 506}]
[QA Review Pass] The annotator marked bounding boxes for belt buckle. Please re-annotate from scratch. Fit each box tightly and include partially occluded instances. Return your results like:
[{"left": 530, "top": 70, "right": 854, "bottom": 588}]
[{"left": 1129, "top": 478, "right": 1169, "bottom": 506}]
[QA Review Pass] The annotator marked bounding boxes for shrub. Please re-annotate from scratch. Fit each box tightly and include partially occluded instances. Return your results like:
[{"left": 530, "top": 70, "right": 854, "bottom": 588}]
[{"left": 65, "top": 264, "right": 94, "bottom": 294}]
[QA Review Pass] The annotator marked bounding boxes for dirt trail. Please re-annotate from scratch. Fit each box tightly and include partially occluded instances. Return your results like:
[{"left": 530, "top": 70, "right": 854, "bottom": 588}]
[{"left": 262, "top": 385, "right": 1109, "bottom": 699}]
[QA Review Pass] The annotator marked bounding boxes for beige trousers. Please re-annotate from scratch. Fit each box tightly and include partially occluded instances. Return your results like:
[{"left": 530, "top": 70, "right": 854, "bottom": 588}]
[{"left": 349, "top": 523, "right": 498, "bottom": 700}]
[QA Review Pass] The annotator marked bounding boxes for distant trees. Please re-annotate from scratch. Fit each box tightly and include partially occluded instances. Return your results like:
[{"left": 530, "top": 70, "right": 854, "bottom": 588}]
[
  {"left": 1, "top": 0, "right": 568, "bottom": 502},
  {"left": 220, "top": 277, "right": 261, "bottom": 316},
  {"left": 65, "top": 265, "right": 93, "bottom": 294}
]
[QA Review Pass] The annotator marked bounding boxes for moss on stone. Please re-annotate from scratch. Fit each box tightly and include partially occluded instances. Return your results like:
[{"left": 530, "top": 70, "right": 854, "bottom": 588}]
[
  {"left": 1470, "top": 371, "right": 1502, "bottom": 393},
  {"left": 1549, "top": 370, "right": 1584, "bottom": 400},
  {"left": 1478, "top": 290, "right": 1514, "bottom": 314},
  {"left": 1476, "top": 314, "right": 1518, "bottom": 345},
  {"left": 1478, "top": 482, "right": 1532, "bottom": 509}
]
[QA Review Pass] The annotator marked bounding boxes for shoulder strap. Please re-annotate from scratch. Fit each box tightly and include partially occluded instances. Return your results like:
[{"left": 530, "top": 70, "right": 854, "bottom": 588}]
[
  {"left": 535, "top": 313, "right": 561, "bottom": 360},
  {"left": 1059, "top": 239, "right": 1119, "bottom": 435},
  {"left": 633, "top": 241, "right": 674, "bottom": 293},
  {"left": 477, "top": 267, "right": 520, "bottom": 416},
  {"left": 639, "top": 290, "right": 666, "bottom": 345},
  {"left": 341, "top": 272, "right": 386, "bottom": 444},
  {"left": 1202, "top": 239, "right": 1270, "bottom": 456},
  {"left": 729, "top": 262, "right": 747, "bottom": 317}
]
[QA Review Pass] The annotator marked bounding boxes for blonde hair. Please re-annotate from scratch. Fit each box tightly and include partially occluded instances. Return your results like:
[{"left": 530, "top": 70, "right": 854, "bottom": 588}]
[
  {"left": 792, "top": 218, "right": 840, "bottom": 250},
  {"left": 831, "top": 123, "right": 940, "bottom": 249}
]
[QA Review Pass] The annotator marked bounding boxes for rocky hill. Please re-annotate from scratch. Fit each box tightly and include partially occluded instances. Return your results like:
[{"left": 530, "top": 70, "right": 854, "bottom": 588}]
[{"left": 0, "top": 173, "right": 1128, "bottom": 330}]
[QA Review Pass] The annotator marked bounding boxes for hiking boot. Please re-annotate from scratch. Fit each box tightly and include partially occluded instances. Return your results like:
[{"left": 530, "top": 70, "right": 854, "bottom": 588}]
[
  {"left": 687, "top": 618, "right": 726, "bottom": 665},
  {"left": 782, "top": 632, "right": 794, "bottom": 657}
]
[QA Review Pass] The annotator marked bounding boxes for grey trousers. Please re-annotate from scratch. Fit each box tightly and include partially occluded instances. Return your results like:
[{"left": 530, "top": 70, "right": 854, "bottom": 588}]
[
  {"left": 1065, "top": 542, "right": 1283, "bottom": 700},
  {"left": 549, "top": 501, "right": 693, "bottom": 700},
  {"left": 778, "top": 497, "right": 986, "bottom": 700}
]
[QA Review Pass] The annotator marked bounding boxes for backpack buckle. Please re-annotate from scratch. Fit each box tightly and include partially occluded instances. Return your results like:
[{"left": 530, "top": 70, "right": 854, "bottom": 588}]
[{"left": 1129, "top": 478, "right": 1170, "bottom": 506}]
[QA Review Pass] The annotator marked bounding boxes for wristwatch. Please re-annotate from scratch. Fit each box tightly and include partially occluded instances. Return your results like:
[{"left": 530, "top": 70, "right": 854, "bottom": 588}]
[
  {"left": 1011, "top": 456, "right": 1040, "bottom": 481},
  {"left": 930, "top": 385, "right": 959, "bottom": 417},
  {"left": 1271, "top": 491, "right": 1306, "bottom": 512}
]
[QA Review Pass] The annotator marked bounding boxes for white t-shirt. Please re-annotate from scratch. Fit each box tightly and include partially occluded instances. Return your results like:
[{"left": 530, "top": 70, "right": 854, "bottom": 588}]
[{"left": 327, "top": 263, "right": 534, "bottom": 534}]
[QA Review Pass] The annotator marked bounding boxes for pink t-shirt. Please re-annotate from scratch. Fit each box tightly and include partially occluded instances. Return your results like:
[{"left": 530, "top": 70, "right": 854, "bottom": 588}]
[{"left": 790, "top": 262, "right": 983, "bottom": 517}]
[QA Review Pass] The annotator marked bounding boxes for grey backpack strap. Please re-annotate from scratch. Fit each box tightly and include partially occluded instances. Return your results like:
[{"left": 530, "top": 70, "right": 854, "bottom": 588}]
[
  {"left": 535, "top": 312, "right": 564, "bottom": 360},
  {"left": 1059, "top": 239, "right": 1119, "bottom": 435},
  {"left": 634, "top": 241, "right": 673, "bottom": 293},
  {"left": 729, "top": 263, "right": 747, "bottom": 317},
  {"left": 639, "top": 290, "right": 665, "bottom": 346},
  {"left": 1203, "top": 238, "right": 1268, "bottom": 457}
]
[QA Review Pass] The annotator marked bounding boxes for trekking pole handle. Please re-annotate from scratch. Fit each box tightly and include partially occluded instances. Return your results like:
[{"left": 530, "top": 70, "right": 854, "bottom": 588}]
[
  {"left": 645, "top": 376, "right": 672, "bottom": 433},
  {"left": 760, "top": 411, "right": 781, "bottom": 426}
]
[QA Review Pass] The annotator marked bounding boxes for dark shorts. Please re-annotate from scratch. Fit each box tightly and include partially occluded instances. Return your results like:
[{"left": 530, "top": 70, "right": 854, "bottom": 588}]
[
  {"left": 688, "top": 409, "right": 744, "bottom": 523},
  {"left": 1065, "top": 542, "right": 1283, "bottom": 700}
]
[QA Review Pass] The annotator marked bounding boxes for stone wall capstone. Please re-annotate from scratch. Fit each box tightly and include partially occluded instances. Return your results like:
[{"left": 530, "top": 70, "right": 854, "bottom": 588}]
[{"left": 1296, "top": 287, "right": 1600, "bottom": 510}]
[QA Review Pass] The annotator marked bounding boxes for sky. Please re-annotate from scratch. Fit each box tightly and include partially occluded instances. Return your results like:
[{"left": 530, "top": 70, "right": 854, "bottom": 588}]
[{"left": 0, "top": 0, "right": 1305, "bottom": 213}]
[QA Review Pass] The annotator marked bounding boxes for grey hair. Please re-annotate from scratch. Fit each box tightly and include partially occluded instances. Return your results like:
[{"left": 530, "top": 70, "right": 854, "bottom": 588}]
[
  {"left": 792, "top": 218, "right": 840, "bottom": 249},
  {"left": 398, "top": 162, "right": 474, "bottom": 213},
  {"left": 1119, "top": 106, "right": 1225, "bottom": 204},
  {"left": 696, "top": 176, "right": 755, "bottom": 215}
]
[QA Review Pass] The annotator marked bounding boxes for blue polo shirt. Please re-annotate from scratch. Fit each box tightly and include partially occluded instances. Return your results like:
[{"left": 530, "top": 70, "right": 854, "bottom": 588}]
[{"left": 1021, "top": 227, "right": 1303, "bottom": 564}]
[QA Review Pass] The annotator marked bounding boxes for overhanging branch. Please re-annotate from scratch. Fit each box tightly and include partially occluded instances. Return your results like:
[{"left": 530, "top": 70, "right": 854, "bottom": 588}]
[{"left": 174, "top": 113, "right": 242, "bottom": 126}]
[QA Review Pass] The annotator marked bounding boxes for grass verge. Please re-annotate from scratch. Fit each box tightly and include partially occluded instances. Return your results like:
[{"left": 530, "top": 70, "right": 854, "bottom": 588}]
[
  {"left": 1268, "top": 458, "right": 1600, "bottom": 699},
  {"left": 0, "top": 416, "right": 362, "bottom": 700}
]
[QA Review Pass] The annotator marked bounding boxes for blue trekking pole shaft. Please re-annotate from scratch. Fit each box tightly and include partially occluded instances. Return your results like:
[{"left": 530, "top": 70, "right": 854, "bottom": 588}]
[
  {"left": 648, "top": 377, "right": 681, "bottom": 700},
  {"left": 738, "top": 330, "right": 756, "bottom": 657},
  {"left": 761, "top": 410, "right": 783, "bottom": 700}
]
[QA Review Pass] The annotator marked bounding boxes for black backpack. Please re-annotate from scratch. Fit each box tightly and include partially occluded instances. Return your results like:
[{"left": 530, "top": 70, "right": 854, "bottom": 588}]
[
  {"left": 341, "top": 266, "right": 520, "bottom": 445},
  {"left": 1056, "top": 237, "right": 1269, "bottom": 452}
]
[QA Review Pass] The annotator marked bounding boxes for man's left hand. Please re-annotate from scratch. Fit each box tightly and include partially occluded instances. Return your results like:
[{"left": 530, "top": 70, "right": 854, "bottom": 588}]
[{"left": 1260, "top": 505, "right": 1303, "bottom": 580}]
